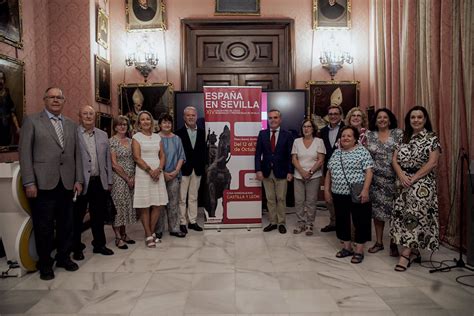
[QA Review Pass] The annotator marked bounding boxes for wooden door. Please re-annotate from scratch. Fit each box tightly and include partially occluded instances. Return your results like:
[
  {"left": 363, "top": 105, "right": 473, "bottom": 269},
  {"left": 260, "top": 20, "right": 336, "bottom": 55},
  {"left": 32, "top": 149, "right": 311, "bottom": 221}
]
[{"left": 181, "top": 19, "right": 294, "bottom": 91}]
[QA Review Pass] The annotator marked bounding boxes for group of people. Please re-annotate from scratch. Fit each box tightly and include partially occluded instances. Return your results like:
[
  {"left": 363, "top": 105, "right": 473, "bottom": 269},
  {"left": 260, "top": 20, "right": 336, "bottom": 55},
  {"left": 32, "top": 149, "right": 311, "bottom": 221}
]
[
  {"left": 255, "top": 105, "right": 440, "bottom": 270},
  {"left": 19, "top": 86, "right": 440, "bottom": 281},
  {"left": 19, "top": 87, "right": 206, "bottom": 280}
]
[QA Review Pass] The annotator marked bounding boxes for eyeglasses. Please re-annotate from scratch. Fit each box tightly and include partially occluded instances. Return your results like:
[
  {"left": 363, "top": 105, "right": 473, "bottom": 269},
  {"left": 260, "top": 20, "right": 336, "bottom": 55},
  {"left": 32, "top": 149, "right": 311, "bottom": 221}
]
[{"left": 45, "top": 96, "right": 65, "bottom": 100}]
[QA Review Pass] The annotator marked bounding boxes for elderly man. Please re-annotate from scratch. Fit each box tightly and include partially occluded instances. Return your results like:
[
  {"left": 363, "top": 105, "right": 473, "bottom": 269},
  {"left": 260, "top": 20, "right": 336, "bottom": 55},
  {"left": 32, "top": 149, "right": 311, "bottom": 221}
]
[
  {"left": 175, "top": 106, "right": 206, "bottom": 233},
  {"left": 72, "top": 105, "right": 114, "bottom": 260},
  {"left": 255, "top": 109, "right": 294, "bottom": 234},
  {"left": 19, "top": 87, "right": 83, "bottom": 280}
]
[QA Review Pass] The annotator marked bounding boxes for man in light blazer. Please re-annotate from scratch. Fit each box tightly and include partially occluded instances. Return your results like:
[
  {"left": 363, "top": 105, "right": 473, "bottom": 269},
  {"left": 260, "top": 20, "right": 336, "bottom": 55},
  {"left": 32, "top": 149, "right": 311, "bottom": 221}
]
[
  {"left": 72, "top": 105, "right": 114, "bottom": 260},
  {"left": 255, "top": 109, "right": 294, "bottom": 234},
  {"left": 19, "top": 87, "right": 83, "bottom": 280}
]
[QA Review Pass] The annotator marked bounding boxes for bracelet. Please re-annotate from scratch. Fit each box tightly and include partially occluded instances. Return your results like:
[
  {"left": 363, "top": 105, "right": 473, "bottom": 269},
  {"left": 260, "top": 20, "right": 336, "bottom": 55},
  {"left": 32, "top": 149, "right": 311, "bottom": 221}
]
[{"left": 145, "top": 166, "right": 151, "bottom": 173}]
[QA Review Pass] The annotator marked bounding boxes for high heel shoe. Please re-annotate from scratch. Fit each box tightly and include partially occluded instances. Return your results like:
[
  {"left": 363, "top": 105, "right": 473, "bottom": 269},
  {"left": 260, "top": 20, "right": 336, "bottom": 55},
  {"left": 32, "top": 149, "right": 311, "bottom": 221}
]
[
  {"left": 121, "top": 234, "right": 135, "bottom": 245},
  {"left": 410, "top": 250, "right": 421, "bottom": 264},
  {"left": 394, "top": 254, "right": 411, "bottom": 272},
  {"left": 115, "top": 238, "right": 128, "bottom": 250}
]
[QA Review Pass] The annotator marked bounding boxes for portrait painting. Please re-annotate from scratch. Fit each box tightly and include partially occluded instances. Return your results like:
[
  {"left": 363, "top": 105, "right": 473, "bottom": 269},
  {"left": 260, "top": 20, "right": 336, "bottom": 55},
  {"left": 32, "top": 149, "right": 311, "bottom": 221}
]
[
  {"left": 307, "top": 80, "right": 359, "bottom": 130},
  {"left": 95, "top": 112, "right": 113, "bottom": 138},
  {"left": 126, "top": 0, "right": 166, "bottom": 31},
  {"left": 96, "top": 7, "right": 108, "bottom": 48},
  {"left": 0, "top": 54, "right": 24, "bottom": 152},
  {"left": 95, "top": 55, "right": 111, "bottom": 104},
  {"left": 215, "top": 0, "right": 260, "bottom": 15},
  {"left": 119, "top": 83, "right": 173, "bottom": 134},
  {"left": 0, "top": 0, "right": 22, "bottom": 48},
  {"left": 313, "top": 0, "right": 351, "bottom": 29}
]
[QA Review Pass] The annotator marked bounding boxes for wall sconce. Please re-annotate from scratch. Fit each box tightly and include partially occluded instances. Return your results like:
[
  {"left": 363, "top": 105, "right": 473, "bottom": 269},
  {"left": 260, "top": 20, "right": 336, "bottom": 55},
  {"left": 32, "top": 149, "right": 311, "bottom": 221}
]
[
  {"left": 125, "top": 52, "right": 158, "bottom": 82},
  {"left": 319, "top": 31, "right": 353, "bottom": 80}
]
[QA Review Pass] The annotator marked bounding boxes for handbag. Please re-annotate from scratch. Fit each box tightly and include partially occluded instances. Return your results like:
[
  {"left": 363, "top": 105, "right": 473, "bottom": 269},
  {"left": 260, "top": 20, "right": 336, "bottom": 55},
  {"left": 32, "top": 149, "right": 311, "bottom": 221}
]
[{"left": 339, "top": 152, "right": 366, "bottom": 204}]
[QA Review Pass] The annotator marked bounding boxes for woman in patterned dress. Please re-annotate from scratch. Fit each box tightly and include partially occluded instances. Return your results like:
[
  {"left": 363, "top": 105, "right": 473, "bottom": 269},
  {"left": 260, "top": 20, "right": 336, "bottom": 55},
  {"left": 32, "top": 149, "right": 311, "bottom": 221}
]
[
  {"left": 366, "top": 109, "right": 403, "bottom": 257},
  {"left": 325, "top": 126, "right": 374, "bottom": 264},
  {"left": 110, "top": 116, "right": 137, "bottom": 249},
  {"left": 132, "top": 111, "right": 168, "bottom": 248},
  {"left": 391, "top": 106, "right": 441, "bottom": 271}
]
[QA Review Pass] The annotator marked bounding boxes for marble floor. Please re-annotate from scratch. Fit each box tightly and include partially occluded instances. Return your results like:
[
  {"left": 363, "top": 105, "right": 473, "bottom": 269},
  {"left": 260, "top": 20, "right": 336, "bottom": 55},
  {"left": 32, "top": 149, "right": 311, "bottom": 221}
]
[{"left": 1, "top": 208, "right": 474, "bottom": 316}]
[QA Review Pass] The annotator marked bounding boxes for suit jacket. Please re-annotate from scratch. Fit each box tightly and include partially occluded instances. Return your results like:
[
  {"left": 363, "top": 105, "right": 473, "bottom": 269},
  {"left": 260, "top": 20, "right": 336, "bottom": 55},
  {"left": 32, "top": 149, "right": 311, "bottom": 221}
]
[
  {"left": 77, "top": 126, "right": 112, "bottom": 194},
  {"left": 320, "top": 122, "right": 344, "bottom": 172},
  {"left": 255, "top": 128, "right": 294, "bottom": 179},
  {"left": 175, "top": 126, "right": 206, "bottom": 177},
  {"left": 19, "top": 110, "right": 83, "bottom": 190}
]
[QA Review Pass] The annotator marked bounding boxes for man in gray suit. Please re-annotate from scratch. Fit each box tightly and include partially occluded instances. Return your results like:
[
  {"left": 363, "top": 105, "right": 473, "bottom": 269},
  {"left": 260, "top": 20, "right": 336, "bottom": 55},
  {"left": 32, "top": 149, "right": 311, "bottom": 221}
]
[
  {"left": 19, "top": 87, "right": 83, "bottom": 280},
  {"left": 72, "top": 105, "right": 114, "bottom": 260}
]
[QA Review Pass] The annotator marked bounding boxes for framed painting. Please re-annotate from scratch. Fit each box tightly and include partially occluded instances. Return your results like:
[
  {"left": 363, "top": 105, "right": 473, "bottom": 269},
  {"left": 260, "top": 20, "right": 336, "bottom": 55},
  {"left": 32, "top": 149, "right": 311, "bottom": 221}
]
[
  {"left": 96, "top": 7, "right": 109, "bottom": 48},
  {"left": 215, "top": 0, "right": 260, "bottom": 15},
  {"left": 306, "top": 80, "right": 359, "bottom": 130},
  {"left": 0, "top": 54, "right": 24, "bottom": 152},
  {"left": 95, "top": 112, "right": 113, "bottom": 138},
  {"left": 119, "top": 82, "right": 173, "bottom": 134},
  {"left": 126, "top": 0, "right": 166, "bottom": 31},
  {"left": 313, "top": 0, "right": 351, "bottom": 29},
  {"left": 0, "top": 0, "right": 23, "bottom": 48},
  {"left": 95, "top": 55, "right": 111, "bottom": 104}
]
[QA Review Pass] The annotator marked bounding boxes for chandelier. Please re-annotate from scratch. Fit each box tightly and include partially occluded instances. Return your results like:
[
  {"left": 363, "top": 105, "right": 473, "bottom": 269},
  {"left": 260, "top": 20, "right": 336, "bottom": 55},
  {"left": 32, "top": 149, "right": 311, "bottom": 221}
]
[{"left": 319, "top": 32, "right": 353, "bottom": 80}]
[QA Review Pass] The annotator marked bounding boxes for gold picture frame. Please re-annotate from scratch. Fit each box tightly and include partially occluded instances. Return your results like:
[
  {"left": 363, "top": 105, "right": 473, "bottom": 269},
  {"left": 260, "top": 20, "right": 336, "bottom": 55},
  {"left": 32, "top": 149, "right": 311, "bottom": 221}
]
[
  {"left": 95, "top": 55, "right": 111, "bottom": 104},
  {"left": 96, "top": 7, "right": 109, "bottom": 48},
  {"left": 0, "top": 0, "right": 23, "bottom": 48},
  {"left": 306, "top": 80, "right": 359, "bottom": 129},
  {"left": 215, "top": 0, "right": 260, "bottom": 16},
  {"left": 126, "top": 0, "right": 166, "bottom": 31},
  {"left": 119, "top": 82, "right": 173, "bottom": 133},
  {"left": 0, "top": 54, "right": 25, "bottom": 152},
  {"left": 313, "top": 0, "right": 351, "bottom": 29}
]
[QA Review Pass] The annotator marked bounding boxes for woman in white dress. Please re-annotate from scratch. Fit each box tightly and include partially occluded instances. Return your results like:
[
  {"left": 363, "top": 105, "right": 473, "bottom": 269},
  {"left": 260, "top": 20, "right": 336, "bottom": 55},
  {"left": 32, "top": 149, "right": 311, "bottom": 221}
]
[
  {"left": 291, "top": 119, "right": 326, "bottom": 235},
  {"left": 131, "top": 111, "right": 168, "bottom": 248}
]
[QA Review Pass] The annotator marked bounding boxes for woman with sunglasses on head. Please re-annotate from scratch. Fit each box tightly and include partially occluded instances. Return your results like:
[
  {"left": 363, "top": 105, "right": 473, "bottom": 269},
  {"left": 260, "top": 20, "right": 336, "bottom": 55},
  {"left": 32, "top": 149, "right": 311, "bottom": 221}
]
[{"left": 132, "top": 111, "right": 168, "bottom": 248}]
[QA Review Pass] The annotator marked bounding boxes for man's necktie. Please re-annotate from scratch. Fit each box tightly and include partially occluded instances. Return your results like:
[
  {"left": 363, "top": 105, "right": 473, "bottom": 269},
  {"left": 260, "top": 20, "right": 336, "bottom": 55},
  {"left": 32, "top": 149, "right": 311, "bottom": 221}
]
[
  {"left": 51, "top": 116, "right": 64, "bottom": 148},
  {"left": 271, "top": 130, "right": 276, "bottom": 152}
]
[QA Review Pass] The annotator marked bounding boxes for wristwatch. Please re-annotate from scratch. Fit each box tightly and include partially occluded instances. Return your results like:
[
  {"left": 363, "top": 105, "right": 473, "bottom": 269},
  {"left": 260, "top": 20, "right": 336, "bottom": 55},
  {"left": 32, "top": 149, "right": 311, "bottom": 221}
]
[{"left": 309, "top": 170, "right": 314, "bottom": 175}]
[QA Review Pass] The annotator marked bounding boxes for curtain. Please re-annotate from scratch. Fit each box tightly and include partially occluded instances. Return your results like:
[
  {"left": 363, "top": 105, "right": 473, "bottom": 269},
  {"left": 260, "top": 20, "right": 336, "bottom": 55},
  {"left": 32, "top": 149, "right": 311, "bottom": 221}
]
[{"left": 369, "top": 0, "right": 473, "bottom": 247}]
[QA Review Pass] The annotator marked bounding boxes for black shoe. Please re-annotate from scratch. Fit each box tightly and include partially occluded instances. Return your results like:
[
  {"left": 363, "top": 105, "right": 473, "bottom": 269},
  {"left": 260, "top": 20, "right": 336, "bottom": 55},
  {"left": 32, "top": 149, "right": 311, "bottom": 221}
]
[
  {"left": 56, "top": 259, "right": 79, "bottom": 271},
  {"left": 188, "top": 223, "right": 203, "bottom": 231},
  {"left": 180, "top": 225, "right": 188, "bottom": 234},
  {"left": 170, "top": 231, "right": 186, "bottom": 238},
  {"left": 278, "top": 225, "right": 287, "bottom": 234},
  {"left": 321, "top": 225, "right": 336, "bottom": 232},
  {"left": 73, "top": 251, "right": 85, "bottom": 261},
  {"left": 263, "top": 224, "right": 277, "bottom": 232},
  {"left": 155, "top": 232, "right": 163, "bottom": 239},
  {"left": 93, "top": 246, "right": 114, "bottom": 256},
  {"left": 39, "top": 267, "right": 55, "bottom": 280}
]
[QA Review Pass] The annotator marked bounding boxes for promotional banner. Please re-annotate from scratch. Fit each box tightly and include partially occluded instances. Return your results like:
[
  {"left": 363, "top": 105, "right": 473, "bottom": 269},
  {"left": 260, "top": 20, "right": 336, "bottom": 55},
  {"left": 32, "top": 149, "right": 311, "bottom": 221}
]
[{"left": 203, "top": 86, "right": 262, "bottom": 228}]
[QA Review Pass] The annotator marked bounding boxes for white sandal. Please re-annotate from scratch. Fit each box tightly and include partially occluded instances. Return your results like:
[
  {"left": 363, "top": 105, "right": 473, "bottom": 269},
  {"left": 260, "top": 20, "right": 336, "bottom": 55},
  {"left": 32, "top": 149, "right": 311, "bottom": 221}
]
[{"left": 145, "top": 236, "right": 156, "bottom": 248}]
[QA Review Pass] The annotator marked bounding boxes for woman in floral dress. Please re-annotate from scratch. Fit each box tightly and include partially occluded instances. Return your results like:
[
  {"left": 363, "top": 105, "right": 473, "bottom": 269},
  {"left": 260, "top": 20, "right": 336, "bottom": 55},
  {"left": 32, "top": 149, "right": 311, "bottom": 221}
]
[
  {"left": 366, "top": 108, "right": 403, "bottom": 257},
  {"left": 110, "top": 115, "right": 136, "bottom": 249},
  {"left": 391, "top": 106, "right": 441, "bottom": 271}
]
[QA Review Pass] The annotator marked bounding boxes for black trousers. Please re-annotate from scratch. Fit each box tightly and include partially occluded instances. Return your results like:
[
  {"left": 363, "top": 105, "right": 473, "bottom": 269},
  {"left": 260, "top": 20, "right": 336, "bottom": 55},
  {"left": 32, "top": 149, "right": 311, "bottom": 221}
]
[
  {"left": 72, "top": 177, "right": 107, "bottom": 251},
  {"left": 30, "top": 181, "right": 74, "bottom": 269},
  {"left": 333, "top": 193, "right": 372, "bottom": 244}
]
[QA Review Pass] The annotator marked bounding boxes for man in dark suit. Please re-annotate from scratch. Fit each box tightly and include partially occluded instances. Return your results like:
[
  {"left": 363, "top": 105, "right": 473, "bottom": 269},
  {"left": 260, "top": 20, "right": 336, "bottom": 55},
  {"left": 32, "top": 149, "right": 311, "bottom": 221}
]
[
  {"left": 255, "top": 109, "right": 294, "bottom": 234},
  {"left": 72, "top": 105, "right": 114, "bottom": 260},
  {"left": 320, "top": 104, "right": 344, "bottom": 232},
  {"left": 133, "top": 0, "right": 156, "bottom": 22},
  {"left": 319, "top": 0, "right": 345, "bottom": 20},
  {"left": 176, "top": 106, "right": 206, "bottom": 233},
  {"left": 19, "top": 87, "right": 83, "bottom": 280}
]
